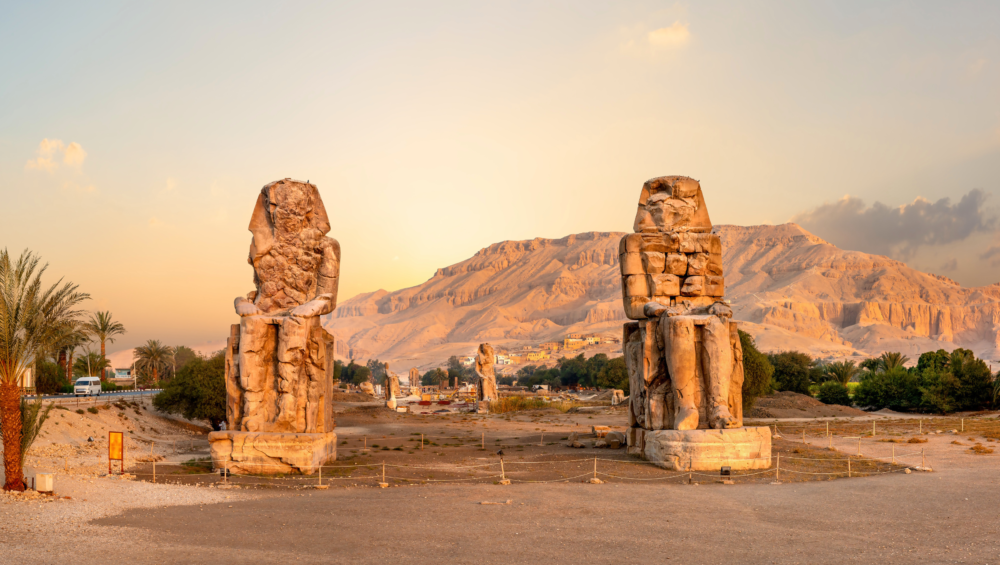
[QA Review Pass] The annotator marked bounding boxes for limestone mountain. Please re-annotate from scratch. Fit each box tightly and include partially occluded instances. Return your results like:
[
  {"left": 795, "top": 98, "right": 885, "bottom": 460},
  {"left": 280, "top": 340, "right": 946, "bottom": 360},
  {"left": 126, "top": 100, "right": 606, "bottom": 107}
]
[{"left": 324, "top": 225, "right": 1000, "bottom": 370}]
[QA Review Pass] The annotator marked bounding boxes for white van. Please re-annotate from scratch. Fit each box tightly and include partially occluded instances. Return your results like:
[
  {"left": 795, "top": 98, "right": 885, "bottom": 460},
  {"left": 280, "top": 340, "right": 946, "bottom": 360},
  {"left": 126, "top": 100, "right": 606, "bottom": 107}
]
[{"left": 74, "top": 377, "right": 102, "bottom": 396}]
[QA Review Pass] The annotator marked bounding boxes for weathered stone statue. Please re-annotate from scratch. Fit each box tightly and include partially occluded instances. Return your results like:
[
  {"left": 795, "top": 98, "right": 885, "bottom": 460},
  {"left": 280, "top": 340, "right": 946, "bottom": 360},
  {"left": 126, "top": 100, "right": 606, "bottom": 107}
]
[
  {"left": 620, "top": 176, "right": 770, "bottom": 471},
  {"left": 409, "top": 367, "right": 420, "bottom": 392},
  {"left": 209, "top": 179, "right": 340, "bottom": 474},
  {"left": 384, "top": 362, "right": 400, "bottom": 409},
  {"left": 474, "top": 343, "right": 498, "bottom": 402}
]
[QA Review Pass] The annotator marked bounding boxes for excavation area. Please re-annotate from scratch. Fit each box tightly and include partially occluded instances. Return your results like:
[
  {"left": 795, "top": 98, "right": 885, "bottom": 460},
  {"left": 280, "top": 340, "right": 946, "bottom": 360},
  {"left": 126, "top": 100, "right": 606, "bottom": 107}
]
[{"left": 2, "top": 399, "right": 999, "bottom": 564}]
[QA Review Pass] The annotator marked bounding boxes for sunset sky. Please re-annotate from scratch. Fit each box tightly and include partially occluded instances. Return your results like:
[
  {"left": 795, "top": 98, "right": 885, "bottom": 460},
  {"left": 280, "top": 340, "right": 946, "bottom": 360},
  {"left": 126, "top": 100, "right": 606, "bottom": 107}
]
[{"left": 2, "top": 1, "right": 998, "bottom": 353}]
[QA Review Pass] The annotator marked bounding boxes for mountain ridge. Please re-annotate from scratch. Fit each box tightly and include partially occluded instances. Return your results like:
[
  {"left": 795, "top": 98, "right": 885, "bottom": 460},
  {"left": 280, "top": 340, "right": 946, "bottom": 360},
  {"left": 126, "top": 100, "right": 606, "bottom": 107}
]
[{"left": 323, "top": 224, "right": 1000, "bottom": 370}]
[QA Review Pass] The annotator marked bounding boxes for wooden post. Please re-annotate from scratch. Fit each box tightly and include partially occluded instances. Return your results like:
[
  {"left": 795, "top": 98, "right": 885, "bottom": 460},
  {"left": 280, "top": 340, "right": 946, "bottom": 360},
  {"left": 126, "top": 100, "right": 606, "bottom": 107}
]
[
  {"left": 776, "top": 454, "right": 780, "bottom": 482},
  {"left": 826, "top": 421, "right": 829, "bottom": 437},
  {"left": 802, "top": 429, "right": 806, "bottom": 444},
  {"left": 961, "top": 418, "right": 964, "bottom": 433},
  {"left": 153, "top": 460, "right": 156, "bottom": 483},
  {"left": 421, "top": 434, "right": 424, "bottom": 449},
  {"left": 318, "top": 464, "right": 322, "bottom": 487},
  {"left": 500, "top": 458, "right": 506, "bottom": 480},
  {"left": 848, "top": 457, "right": 851, "bottom": 478},
  {"left": 382, "top": 462, "right": 385, "bottom": 484},
  {"left": 857, "top": 437, "right": 861, "bottom": 456},
  {"left": 364, "top": 436, "right": 367, "bottom": 449},
  {"left": 593, "top": 456, "right": 597, "bottom": 480},
  {"left": 919, "top": 419, "right": 922, "bottom": 434},
  {"left": 872, "top": 421, "right": 875, "bottom": 437}
]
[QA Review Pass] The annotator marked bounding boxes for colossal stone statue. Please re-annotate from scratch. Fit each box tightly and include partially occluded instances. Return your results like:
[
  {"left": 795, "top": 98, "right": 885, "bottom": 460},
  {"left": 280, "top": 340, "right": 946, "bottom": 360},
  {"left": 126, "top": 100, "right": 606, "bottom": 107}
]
[
  {"left": 474, "top": 343, "right": 498, "bottom": 402},
  {"left": 209, "top": 179, "right": 340, "bottom": 474},
  {"left": 621, "top": 176, "right": 771, "bottom": 471},
  {"left": 409, "top": 367, "right": 420, "bottom": 391}
]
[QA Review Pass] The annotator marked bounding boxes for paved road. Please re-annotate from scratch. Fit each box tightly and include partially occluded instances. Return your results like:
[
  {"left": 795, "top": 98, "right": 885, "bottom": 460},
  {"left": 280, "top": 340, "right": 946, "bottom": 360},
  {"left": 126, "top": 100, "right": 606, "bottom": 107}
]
[{"left": 35, "top": 390, "right": 160, "bottom": 401}]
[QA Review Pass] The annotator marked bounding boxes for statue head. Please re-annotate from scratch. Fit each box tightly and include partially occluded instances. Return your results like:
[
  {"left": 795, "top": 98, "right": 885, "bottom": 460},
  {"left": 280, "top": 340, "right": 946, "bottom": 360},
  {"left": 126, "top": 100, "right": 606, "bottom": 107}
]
[
  {"left": 247, "top": 178, "right": 335, "bottom": 314},
  {"left": 633, "top": 176, "right": 712, "bottom": 233}
]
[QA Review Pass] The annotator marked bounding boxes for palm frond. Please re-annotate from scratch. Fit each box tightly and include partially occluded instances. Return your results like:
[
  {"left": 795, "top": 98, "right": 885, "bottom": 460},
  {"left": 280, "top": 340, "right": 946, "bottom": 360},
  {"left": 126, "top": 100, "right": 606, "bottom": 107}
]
[{"left": 19, "top": 396, "right": 53, "bottom": 466}]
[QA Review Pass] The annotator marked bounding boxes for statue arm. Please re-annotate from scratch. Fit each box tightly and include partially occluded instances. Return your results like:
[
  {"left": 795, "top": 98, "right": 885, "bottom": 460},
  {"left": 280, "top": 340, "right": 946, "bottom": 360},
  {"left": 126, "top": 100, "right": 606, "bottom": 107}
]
[{"left": 234, "top": 296, "right": 260, "bottom": 317}]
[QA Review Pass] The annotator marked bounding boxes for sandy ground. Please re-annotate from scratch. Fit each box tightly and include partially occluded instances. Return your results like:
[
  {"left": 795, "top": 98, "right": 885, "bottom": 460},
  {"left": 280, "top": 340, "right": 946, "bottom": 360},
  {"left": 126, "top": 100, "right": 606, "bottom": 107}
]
[{"left": 2, "top": 402, "right": 999, "bottom": 564}]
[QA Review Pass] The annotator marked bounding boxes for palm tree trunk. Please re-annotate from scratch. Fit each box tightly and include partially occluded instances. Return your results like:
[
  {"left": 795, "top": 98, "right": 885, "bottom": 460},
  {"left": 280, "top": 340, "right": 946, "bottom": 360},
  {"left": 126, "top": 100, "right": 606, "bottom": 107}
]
[
  {"left": 0, "top": 382, "right": 24, "bottom": 491},
  {"left": 58, "top": 348, "right": 67, "bottom": 373},
  {"left": 153, "top": 366, "right": 158, "bottom": 385},
  {"left": 66, "top": 352, "right": 74, "bottom": 383},
  {"left": 100, "top": 340, "right": 106, "bottom": 382}
]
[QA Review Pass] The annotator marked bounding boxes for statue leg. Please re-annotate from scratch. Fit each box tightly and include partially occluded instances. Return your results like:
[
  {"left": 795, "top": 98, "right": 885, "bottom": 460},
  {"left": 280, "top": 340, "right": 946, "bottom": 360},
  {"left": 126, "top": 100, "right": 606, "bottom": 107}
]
[
  {"left": 703, "top": 316, "right": 737, "bottom": 429},
  {"left": 662, "top": 316, "right": 699, "bottom": 430}
]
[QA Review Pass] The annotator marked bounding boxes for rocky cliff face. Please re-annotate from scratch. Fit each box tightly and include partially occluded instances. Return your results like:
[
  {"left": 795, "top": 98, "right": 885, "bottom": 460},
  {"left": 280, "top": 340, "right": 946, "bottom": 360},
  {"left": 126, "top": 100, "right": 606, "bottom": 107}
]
[{"left": 324, "top": 225, "right": 1000, "bottom": 369}]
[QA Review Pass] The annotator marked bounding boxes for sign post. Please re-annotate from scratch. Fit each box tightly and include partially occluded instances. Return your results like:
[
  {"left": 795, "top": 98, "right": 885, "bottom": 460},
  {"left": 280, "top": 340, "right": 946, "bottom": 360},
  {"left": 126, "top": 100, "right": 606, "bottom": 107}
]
[{"left": 109, "top": 431, "right": 124, "bottom": 475}]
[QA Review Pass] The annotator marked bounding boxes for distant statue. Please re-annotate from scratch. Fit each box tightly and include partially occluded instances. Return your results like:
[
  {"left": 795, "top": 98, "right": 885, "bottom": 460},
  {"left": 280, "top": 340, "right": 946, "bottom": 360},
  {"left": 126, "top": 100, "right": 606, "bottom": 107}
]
[{"left": 474, "top": 343, "right": 498, "bottom": 402}]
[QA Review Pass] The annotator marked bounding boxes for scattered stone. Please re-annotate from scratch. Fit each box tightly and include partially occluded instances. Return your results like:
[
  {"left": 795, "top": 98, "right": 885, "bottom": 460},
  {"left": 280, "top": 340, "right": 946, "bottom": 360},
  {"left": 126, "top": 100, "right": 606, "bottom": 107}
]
[
  {"left": 593, "top": 440, "right": 609, "bottom": 448},
  {"left": 592, "top": 426, "right": 611, "bottom": 438}
]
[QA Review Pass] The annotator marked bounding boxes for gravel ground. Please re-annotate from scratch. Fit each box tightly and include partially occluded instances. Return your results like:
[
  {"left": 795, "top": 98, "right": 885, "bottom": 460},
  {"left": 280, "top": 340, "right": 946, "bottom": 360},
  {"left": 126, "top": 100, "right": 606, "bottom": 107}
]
[{"left": 0, "top": 472, "right": 259, "bottom": 564}]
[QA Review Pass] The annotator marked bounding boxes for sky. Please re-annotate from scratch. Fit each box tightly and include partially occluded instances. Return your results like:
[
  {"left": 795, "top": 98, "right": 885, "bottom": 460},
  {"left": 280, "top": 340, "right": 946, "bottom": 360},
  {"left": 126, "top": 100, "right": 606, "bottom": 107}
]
[{"left": 1, "top": 1, "right": 999, "bottom": 353}]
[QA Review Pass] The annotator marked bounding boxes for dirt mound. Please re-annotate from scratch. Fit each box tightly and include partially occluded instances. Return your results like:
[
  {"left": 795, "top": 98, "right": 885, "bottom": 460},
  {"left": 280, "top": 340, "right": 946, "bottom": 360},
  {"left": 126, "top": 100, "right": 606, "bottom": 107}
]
[
  {"left": 330, "top": 391, "right": 376, "bottom": 403},
  {"left": 746, "top": 391, "right": 868, "bottom": 419}
]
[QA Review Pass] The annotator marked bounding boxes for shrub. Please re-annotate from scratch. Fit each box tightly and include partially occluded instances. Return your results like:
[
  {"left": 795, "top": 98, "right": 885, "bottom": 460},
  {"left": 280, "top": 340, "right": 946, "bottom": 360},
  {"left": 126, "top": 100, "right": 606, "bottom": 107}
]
[
  {"left": 767, "top": 351, "right": 819, "bottom": 395},
  {"left": 76, "top": 409, "right": 84, "bottom": 415},
  {"left": 101, "top": 381, "right": 119, "bottom": 392},
  {"left": 153, "top": 353, "right": 226, "bottom": 430},
  {"left": 853, "top": 367, "right": 922, "bottom": 410},
  {"left": 35, "top": 361, "right": 69, "bottom": 395},
  {"left": 739, "top": 331, "right": 773, "bottom": 409},
  {"left": 817, "top": 381, "right": 852, "bottom": 406},
  {"left": 87, "top": 406, "right": 99, "bottom": 414},
  {"left": 489, "top": 396, "right": 549, "bottom": 413}
]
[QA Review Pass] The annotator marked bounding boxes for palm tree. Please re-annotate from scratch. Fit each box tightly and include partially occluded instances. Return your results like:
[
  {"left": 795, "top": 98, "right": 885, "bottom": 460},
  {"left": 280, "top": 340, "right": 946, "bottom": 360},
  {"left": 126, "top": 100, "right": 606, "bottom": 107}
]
[
  {"left": 878, "top": 352, "right": 910, "bottom": 372},
  {"left": 134, "top": 340, "right": 174, "bottom": 385},
  {"left": 73, "top": 349, "right": 109, "bottom": 378},
  {"left": 0, "top": 249, "right": 88, "bottom": 491},
  {"left": 48, "top": 321, "right": 90, "bottom": 383},
  {"left": 823, "top": 360, "right": 859, "bottom": 385},
  {"left": 83, "top": 311, "right": 126, "bottom": 381}
]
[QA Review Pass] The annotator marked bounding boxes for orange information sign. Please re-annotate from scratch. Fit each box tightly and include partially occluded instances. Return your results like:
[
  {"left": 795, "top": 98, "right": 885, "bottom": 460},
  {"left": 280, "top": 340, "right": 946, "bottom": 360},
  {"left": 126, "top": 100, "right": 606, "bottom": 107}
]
[{"left": 109, "top": 431, "right": 124, "bottom": 474}]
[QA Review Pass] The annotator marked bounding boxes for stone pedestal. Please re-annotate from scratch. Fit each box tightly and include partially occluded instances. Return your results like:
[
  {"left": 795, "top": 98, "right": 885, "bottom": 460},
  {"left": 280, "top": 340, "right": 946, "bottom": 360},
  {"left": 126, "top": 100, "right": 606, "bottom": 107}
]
[
  {"left": 209, "top": 431, "right": 337, "bottom": 475},
  {"left": 629, "top": 426, "right": 771, "bottom": 471}
]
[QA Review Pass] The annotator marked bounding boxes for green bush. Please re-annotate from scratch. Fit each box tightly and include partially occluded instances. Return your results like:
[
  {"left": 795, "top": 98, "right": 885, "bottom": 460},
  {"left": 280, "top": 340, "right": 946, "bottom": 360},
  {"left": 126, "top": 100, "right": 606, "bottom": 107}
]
[
  {"left": 87, "top": 406, "right": 99, "bottom": 414},
  {"left": 767, "top": 351, "right": 819, "bottom": 395},
  {"left": 739, "top": 331, "right": 773, "bottom": 409},
  {"left": 817, "top": 381, "right": 852, "bottom": 406},
  {"left": 35, "top": 361, "right": 69, "bottom": 395},
  {"left": 851, "top": 348, "right": 995, "bottom": 413},
  {"left": 101, "top": 381, "right": 119, "bottom": 392},
  {"left": 153, "top": 352, "right": 226, "bottom": 430}
]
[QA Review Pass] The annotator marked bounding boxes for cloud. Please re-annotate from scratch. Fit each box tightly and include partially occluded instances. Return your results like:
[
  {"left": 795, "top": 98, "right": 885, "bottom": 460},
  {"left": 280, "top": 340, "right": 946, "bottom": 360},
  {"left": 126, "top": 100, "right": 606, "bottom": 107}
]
[
  {"left": 981, "top": 241, "right": 1000, "bottom": 267},
  {"left": 619, "top": 20, "right": 691, "bottom": 56},
  {"left": 25, "top": 138, "right": 87, "bottom": 171},
  {"left": 63, "top": 142, "right": 87, "bottom": 167},
  {"left": 647, "top": 22, "right": 690, "bottom": 48},
  {"left": 939, "top": 258, "right": 958, "bottom": 272},
  {"left": 792, "top": 189, "right": 996, "bottom": 259}
]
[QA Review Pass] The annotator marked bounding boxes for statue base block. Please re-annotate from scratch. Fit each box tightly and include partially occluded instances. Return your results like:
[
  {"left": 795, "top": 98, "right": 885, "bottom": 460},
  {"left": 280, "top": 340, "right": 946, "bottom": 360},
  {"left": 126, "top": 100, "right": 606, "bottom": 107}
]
[
  {"left": 638, "top": 427, "right": 771, "bottom": 471},
  {"left": 208, "top": 431, "right": 337, "bottom": 475}
]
